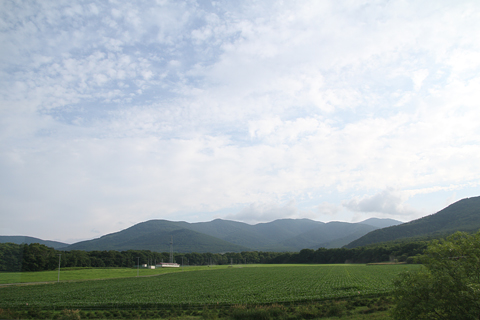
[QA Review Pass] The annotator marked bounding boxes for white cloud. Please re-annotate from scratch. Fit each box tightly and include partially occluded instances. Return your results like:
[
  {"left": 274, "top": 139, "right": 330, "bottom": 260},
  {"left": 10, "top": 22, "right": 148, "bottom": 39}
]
[
  {"left": 317, "top": 202, "right": 341, "bottom": 216},
  {"left": 1, "top": 1, "right": 480, "bottom": 241},
  {"left": 343, "top": 188, "right": 420, "bottom": 217},
  {"left": 412, "top": 69, "right": 429, "bottom": 91},
  {"left": 225, "top": 201, "right": 298, "bottom": 224},
  {"left": 248, "top": 117, "right": 283, "bottom": 139}
]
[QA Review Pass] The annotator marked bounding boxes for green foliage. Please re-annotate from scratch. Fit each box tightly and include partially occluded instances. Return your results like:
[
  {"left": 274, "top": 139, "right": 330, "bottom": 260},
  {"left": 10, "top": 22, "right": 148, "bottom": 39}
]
[
  {"left": 392, "top": 231, "right": 480, "bottom": 319},
  {"left": 59, "top": 309, "right": 81, "bottom": 320},
  {"left": 230, "top": 304, "right": 289, "bottom": 320},
  {"left": 0, "top": 242, "right": 58, "bottom": 272}
]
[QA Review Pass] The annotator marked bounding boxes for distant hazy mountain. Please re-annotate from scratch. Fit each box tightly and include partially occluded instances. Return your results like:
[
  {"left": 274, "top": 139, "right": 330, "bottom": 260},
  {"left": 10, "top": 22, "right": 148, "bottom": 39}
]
[
  {"left": 178, "top": 219, "right": 273, "bottom": 249},
  {"left": 279, "top": 219, "right": 403, "bottom": 250},
  {"left": 179, "top": 218, "right": 379, "bottom": 251},
  {"left": 359, "top": 218, "right": 403, "bottom": 229},
  {"left": 346, "top": 196, "right": 480, "bottom": 248},
  {"left": 64, "top": 220, "right": 250, "bottom": 253},
  {"left": 6, "top": 196, "right": 479, "bottom": 252},
  {"left": 0, "top": 236, "right": 68, "bottom": 249},
  {"left": 61, "top": 217, "right": 402, "bottom": 253},
  {"left": 308, "top": 222, "right": 379, "bottom": 249},
  {"left": 185, "top": 218, "right": 325, "bottom": 251}
]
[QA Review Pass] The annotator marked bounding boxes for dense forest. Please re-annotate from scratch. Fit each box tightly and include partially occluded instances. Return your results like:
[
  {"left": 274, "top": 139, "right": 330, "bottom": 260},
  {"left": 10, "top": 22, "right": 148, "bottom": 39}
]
[{"left": 0, "top": 241, "right": 427, "bottom": 272}]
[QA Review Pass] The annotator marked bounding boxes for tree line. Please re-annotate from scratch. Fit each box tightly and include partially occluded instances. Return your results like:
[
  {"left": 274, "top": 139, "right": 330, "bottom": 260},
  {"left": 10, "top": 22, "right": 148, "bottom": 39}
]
[{"left": 0, "top": 241, "right": 427, "bottom": 272}]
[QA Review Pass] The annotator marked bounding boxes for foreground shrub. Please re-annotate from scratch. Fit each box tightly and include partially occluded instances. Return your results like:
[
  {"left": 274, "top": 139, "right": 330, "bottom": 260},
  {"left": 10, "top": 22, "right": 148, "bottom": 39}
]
[
  {"left": 0, "top": 309, "right": 19, "bottom": 319},
  {"left": 60, "top": 309, "right": 81, "bottom": 320},
  {"left": 392, "top": 231, "right": 480, "bottom": 320},
  {"left": 230, "top": 304, "right": 288, "bottom": 320}
]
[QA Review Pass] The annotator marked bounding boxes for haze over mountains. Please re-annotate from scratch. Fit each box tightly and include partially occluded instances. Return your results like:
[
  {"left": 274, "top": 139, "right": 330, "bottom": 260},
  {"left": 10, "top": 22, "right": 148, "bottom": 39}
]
[
  {"left": 2, "top": 218, "right": 402, "bottom": 253},
  {"left": 2, "top": 196, "right": 480, "bottom": 253}
]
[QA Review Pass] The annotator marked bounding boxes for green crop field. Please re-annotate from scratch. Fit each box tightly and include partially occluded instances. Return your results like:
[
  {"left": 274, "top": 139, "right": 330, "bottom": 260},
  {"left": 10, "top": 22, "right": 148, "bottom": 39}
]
[
  {"left": 0, "top": 265, "right": 221, "bottom": 284},
  {"left": 0, "top": 264, "right": 420, "bottom": 310}
]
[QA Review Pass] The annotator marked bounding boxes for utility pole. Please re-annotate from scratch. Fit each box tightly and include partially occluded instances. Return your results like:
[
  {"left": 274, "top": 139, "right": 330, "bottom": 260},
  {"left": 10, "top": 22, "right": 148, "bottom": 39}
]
[
  {"left": 57, "top": 254, "right": 61, "bottom": 282},
  {"left": 169, "top": 236, "right": 174, "bottom": 263},
  {"left": 137, "top": 257, "right": 140, "bottom": 277}
]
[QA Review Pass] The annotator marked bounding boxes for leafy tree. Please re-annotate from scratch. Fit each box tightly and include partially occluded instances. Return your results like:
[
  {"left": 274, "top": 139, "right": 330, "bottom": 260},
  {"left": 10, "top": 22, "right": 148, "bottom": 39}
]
[
  {"left": 21, "top": 243, "right": 57, "bottom": 271},
  {"left": 0, "top": 243, "right": 23, "bottom": 271},
  {"left": 392, "top": 231, "right": 480, "bottom": 320}
]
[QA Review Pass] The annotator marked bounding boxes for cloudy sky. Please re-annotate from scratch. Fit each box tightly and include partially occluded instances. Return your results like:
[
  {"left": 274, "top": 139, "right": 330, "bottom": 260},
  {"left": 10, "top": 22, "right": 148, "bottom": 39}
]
[{"left": 1, "top": 0, "right": 480, "bottom": 243}]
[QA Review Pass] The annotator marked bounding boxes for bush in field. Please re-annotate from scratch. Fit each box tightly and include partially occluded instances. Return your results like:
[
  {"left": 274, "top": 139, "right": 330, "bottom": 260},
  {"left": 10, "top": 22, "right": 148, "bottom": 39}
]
[
  {"left": 296, "top": 305, "right": 321, "bottom": 319},
  {"left": 0, "top": 309, "right": 19, "bottom": 319},
  {"left": 60, "top": 309, "right": 81, "bottom": 320},
  {"left": 230, "top": 304, "right": 289, "bottom": 320},
  {"left": 325, "top": 301, "right": 346, "bottom": 317},
  {"left": 392, "top": 231, "right": 480, "bottom": 320}
]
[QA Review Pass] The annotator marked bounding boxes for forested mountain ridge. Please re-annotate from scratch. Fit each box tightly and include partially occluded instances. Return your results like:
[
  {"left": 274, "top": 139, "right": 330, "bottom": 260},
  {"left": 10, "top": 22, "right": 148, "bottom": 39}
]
[
  {"left": 1, "top": 218, "right": 403, "bottom": 253},
  {"left": 64, "top": 220, "right": 250, "bottom": 253},
  {"left": 359, "top": 218, "right": 404, "bottom": 229},
  {"left": 58, "top": 218, "right": 401, "bottom": 253},
  {"left": 184, "top": 218, "right": 327, "bottom": 251},
  {"left": 279, "top": 222, "right": 377, "bottom": 250},
  {"left": 0, "top": 236, "right": 67, "bottom": 249},
  {"left": 346, "top": 196, "right": 480, "bottom": 248}
]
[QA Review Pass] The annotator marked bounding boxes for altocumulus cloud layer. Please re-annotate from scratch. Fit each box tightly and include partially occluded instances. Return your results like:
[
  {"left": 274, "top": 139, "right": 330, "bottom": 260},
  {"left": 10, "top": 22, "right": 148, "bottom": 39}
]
[{"left": 1, "top": 1, "right": 480, "bottom": 242}]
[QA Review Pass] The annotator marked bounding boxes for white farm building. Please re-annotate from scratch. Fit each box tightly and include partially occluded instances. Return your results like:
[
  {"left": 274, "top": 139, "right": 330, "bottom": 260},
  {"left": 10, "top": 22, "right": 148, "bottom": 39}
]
[{"left": 156, "top": 262, "right": 180, "bottom": 268}]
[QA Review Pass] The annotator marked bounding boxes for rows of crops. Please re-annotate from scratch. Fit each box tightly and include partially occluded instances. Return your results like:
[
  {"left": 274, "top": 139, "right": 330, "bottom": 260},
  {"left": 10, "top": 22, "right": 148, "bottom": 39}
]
[
  {"left": 0, "top": 265, "right": 216, "bottom": 284},
  {"left": 0, "top": 264, "right": 419, "bottom": 309}
]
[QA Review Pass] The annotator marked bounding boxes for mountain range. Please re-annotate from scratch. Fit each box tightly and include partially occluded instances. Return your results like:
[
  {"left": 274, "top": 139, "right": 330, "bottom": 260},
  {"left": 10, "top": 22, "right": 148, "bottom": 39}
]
[
  {"left": 0, "top": 236, "right": 68, "bottom": 249},
  {"left": 3, "top": 196, "right": 480, "bottom": 253},
  {"left": 2, "top": 218, "right": 402, "bottom": 253}
]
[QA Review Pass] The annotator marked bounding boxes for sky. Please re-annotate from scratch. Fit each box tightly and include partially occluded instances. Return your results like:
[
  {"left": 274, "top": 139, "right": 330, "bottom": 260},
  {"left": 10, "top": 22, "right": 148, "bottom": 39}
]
[{"left": 1, "top": 0, "right": 480, "bottom": 244}]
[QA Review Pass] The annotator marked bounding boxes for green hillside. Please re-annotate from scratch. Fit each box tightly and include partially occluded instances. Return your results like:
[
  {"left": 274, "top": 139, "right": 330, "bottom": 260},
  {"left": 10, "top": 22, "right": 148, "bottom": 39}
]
[
  {"left": 252, "top": 219, "right": 325, "bottom": 244},
  {"left": 51, "top": 217, "right": 402, "bottom": 253},
  {"left": 182, "top": 218, "right": 380, "bottom": 251},
  {"left": 64, "top": 220, "right": 249, "bottom": 253},
  {"left": 179, "top": 219, "right": 253, "bottom": 239},
  {"left": 315, "top": 223, "right": 379, "bottom": 249},
  {"left": 201, "top": 218, "right": 325, "bottom": 250},
  {"left": 0, "top": 236, "right": 68, "bottom": 249},
  {"left": 179, "top": 219, "right": 275, "bottom": 249},
  {"left": 281, "top": 222, "right": 377, "bottom": 250},
  {"left": 359, "top": 218, "right": 403, "bottom": 229},
  {"left": 346, "top": 196, "right": 480, "bottom": 248}
]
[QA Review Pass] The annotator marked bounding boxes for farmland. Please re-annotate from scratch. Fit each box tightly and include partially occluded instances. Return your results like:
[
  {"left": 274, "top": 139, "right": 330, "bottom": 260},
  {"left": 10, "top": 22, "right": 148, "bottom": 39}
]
[
  {"left": 0, "top": 265, "right": 216, "bottom": 284},
  {"left": 0, "top": 264, "right": 420, "bottom": 310}
]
